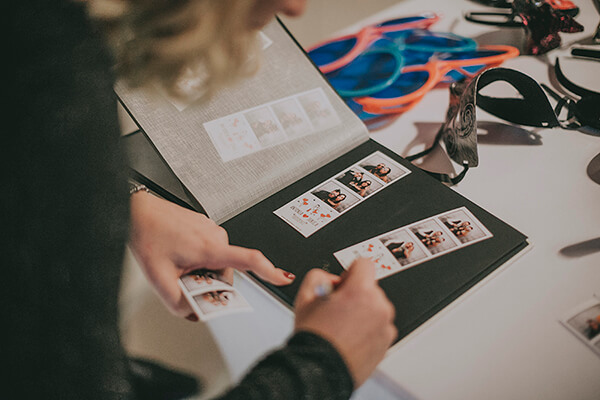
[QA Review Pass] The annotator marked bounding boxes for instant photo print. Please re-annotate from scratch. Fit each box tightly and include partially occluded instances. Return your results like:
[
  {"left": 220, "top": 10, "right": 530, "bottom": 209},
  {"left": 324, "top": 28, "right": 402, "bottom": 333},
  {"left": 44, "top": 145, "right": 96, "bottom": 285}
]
[
  {"left": 118, "top": 18, "right": 529, "bottom": 342},
  {"left": 560, "top": 296, "right": 600, "bottom": 357},
  {"left": 179, "top": 269, "right": 251, "bottom": 321}
]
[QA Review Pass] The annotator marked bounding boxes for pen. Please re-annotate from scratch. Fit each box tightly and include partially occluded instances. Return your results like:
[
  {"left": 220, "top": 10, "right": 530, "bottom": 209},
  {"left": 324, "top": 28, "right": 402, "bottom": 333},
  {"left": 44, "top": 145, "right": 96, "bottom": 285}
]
[{"left": 314, "top": 281, "right": 334, "bottom": 298}]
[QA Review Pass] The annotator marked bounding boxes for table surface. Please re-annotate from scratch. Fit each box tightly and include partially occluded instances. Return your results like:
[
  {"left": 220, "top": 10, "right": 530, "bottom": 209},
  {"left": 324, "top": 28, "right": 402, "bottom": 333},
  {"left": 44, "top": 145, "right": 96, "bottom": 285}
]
[{"left": 202, "top": 1, "right": 600, "bottom": 399}]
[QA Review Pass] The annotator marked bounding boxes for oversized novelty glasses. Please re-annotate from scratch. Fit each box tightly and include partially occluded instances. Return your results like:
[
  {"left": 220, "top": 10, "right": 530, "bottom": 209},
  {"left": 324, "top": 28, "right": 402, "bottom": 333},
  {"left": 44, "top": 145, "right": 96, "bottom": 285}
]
[
  {"left": 353, "top": 45, "right": 520, "bottom": 116},
  {"left": 321, "top": 29, "right": 478, "bottom": 98},
  {"left": 307, "top": 13, "right": 441, "bottom": 74}
]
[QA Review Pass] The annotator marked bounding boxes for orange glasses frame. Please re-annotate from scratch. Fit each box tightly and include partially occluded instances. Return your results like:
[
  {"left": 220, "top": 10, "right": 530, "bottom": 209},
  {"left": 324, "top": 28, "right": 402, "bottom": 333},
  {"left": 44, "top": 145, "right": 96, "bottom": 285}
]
[
  {"left": 355, "top": 44, "right": 520, "bottom": 115},
  {"left": 307, "top": 13, "right": 441, "bottom": 74}
]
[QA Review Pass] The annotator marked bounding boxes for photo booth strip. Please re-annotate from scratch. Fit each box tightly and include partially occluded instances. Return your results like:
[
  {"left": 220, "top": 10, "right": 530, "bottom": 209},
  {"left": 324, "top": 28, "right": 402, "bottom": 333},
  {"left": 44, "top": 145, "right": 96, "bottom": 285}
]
[
  {"left": 334, "top": 207, "right": 493, "bottom": 279},
  {"left": 179, "top": 270, "right": 252, "bottom": 321},
  {"left": 204, "top": 88, "right": 341, "bottom": 162},
  {"left": 274, "top": 151, "right": 412, "bottom": 237}
]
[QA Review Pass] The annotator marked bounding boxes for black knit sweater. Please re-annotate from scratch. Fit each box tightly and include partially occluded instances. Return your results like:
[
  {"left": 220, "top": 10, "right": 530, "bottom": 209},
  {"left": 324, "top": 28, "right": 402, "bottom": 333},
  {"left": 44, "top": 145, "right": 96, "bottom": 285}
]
[{"left": 6, "top": 2, "right": 353, "bottom": 399}]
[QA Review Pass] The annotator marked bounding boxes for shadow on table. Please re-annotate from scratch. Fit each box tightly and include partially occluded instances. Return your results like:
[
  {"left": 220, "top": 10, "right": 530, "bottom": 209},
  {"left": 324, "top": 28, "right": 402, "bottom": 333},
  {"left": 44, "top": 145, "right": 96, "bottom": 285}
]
[
  {"left": 404, "top": 122, "right": 456, "bottom": 177},
  {"left": 560, "top": 237, "right": 600, "bottom": 258},
  {"left": 401, "top": 121, "right": 543, "bottom": 178},
  {"left": 476, "top": 121, "right": 543, "bottom": 145},
  {"left": 472, "top": 28, "right": 526, "bottom": 54}
]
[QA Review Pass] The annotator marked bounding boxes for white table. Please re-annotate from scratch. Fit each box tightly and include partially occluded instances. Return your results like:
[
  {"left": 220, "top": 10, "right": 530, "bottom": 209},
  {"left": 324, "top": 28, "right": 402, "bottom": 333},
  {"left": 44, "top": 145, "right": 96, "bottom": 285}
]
[{"left": 204, "top": 1, "right": 600, "bottom": 399}]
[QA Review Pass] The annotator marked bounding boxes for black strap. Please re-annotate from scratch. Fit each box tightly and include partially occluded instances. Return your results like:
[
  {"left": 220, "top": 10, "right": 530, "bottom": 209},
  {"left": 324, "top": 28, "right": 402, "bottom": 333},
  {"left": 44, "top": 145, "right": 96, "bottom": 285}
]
[
  {"left": 463, "top": 10, "right": 523, "bottom": 27},
  {"left": 555, "top": 58, "right": 600, "bottom": 99},
  {"left": 475, "top": 68, "right": 560, "bottom": 128}
]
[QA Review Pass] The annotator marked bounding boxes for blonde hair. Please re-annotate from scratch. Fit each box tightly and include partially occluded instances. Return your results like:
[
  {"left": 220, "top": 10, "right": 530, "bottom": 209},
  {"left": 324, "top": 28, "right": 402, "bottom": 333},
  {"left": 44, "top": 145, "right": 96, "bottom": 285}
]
[{"left": 88, "top": 0, "right": 262, "bottom": 99}]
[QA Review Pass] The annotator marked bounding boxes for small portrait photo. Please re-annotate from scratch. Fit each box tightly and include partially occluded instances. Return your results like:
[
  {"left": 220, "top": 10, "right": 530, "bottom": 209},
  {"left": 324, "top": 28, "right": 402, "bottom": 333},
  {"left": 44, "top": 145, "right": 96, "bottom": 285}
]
[
  {"left": 563, "top": 298, "right": 600, "bottom": 342},
  {"left": 334, "top": 240, "right": 401, "bottom": 281},
  {"left": 359, "top": 152, "right": 410, "bottom": 184},
  {"left": 193, "top": 289, "right": 251, "bottom": 319},
  {"left": 181, "top": 269, "right": 233, "bottom": 293},
  {"left": 380, "top": 229, "right": 429, "bottom": 267},
  {"left": 409, "top": 218, "right": 458, "bottom": 255},
  {"left": 271, "top": 98, "right": 312, "bottom": 138},
  {"left": 311, "top": 180, "right": 360, "bottom": 213},
  {"left": 204, "top": 115, "right": 261, "bottom": 162},
  {"left": 244, "top": 106, "right": 287, "bottom": 147},
  {"left": 297, "top": 89, "right": 341, "bottom": 131},
  {"left": 335, "top": 168, "right": 383, "bottom": 198},
  {"left": 438, "top": 208, "right": 490, "bottom": 244}
]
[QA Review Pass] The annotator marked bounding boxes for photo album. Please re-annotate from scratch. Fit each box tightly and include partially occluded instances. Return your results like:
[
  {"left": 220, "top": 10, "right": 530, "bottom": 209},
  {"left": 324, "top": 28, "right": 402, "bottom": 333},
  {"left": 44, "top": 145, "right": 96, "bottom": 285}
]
[{"left": 117, "top": 19, "right": 528, "bottom": 341}]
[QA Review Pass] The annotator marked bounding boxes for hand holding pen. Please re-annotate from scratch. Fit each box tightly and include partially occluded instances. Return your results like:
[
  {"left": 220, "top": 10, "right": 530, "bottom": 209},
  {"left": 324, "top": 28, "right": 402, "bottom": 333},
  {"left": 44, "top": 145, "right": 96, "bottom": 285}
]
[{"left": 293, "top": 258, "right": 397, "bottom": 388}]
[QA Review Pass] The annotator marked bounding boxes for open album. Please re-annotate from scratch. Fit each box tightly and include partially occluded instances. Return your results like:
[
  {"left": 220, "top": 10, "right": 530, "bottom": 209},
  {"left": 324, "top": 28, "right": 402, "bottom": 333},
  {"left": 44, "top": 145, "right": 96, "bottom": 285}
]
[{"left": 116, "top": 19, "right": 528, "bottom": 342}]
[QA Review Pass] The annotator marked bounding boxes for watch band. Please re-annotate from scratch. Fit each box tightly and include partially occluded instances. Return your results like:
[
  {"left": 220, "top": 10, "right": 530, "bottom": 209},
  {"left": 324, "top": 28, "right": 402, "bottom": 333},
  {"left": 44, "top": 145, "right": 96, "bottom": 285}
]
[{"left": 129, "top": 182, "right": 149, "bottom": 195}]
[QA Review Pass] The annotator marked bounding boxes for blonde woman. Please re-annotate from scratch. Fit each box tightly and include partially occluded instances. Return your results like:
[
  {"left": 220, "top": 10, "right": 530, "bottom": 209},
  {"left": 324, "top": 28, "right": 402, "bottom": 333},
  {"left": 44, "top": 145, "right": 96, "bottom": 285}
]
[{"left": 8, "top": 1, "right": 396, "bottom": 399}]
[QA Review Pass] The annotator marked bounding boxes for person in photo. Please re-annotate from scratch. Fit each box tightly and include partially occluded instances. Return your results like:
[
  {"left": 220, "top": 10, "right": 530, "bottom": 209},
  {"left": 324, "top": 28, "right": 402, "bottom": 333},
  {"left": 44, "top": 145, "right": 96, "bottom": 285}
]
[
  {"left": 373, "top": 165, "right": 392, "bottom": 182},
  {"left": 337, "top": 170, "right": 364, "bottom": 188},
  {"left": 585, "top": 316, "right": 600, "bottom": 340},
  {"left": 351, "top": 180, "right": 372, "bottom": 197},
  {"left": 190, "top": 268, "right": 234, "bottom": 287},
  {"left": 444, "top": 219, "right": 473, "bottom": 237},
  {"left": 312, "top": 187, "right": 351, "bottom": 211},
  {"left": 415, "top": 230, "right": 446, "bottom": 248},
  {"left": 313, "top": 188, "right": 340, "bottom": 201},
  {"left": 279, "top": 112, "right": 303, "bottom": 130},
  {"left": 386, "top": 241, "right": 415, "bottom": 260},
  {"left": 202, "top": 291, "right": 232, "bottom": 307},
  {"left": 327, "top": 193, "right": 347, "bottom": 210},
  {"left": 364, "top": 163, "right": 392, "bottom": 182},
  {"left": 363, "top": 163, "right": 385, "bottom": 174},
  {"left": 192, "top": 271, "right": 218, "bottom": 285},
  {"left": 313, "top": 188, "right": 341, "bottom": 202}
]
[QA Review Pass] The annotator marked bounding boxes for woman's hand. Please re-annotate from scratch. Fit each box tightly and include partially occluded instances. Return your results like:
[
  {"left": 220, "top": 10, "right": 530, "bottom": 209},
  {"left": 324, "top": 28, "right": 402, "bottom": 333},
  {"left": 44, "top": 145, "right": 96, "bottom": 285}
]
[
  {"left": 294, "top": 258, "right": 397, "bottom": 388},
  {"left": 128, "top": 191, "right": 295, "bottom": 319}
]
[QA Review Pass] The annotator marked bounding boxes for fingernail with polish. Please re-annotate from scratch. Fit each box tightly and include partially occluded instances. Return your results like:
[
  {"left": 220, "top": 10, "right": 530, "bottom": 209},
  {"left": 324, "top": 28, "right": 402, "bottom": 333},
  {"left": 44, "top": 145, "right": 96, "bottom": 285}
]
[
  {"left": 185, "top": 313, "right": 199, "bottom": 322},
  {"left": 284, "top": 272, "right": 296, "bottom": 280}
]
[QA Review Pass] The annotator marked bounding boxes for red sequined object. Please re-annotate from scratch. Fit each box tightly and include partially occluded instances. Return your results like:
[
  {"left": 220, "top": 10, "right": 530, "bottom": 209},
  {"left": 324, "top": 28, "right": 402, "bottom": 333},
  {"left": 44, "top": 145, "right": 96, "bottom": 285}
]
[{"left": 513, "top": 0, "right": 584, "bottom": 55}]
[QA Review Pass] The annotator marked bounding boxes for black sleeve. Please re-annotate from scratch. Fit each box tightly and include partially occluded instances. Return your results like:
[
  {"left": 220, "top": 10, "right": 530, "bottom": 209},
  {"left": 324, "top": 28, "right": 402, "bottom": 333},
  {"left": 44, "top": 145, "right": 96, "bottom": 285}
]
[
  {"left": 8, "top": 2, "right": 132, "bottom": 399},
  {"left": 215, "top": 331, "right": 354, "bottom": 400}
]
